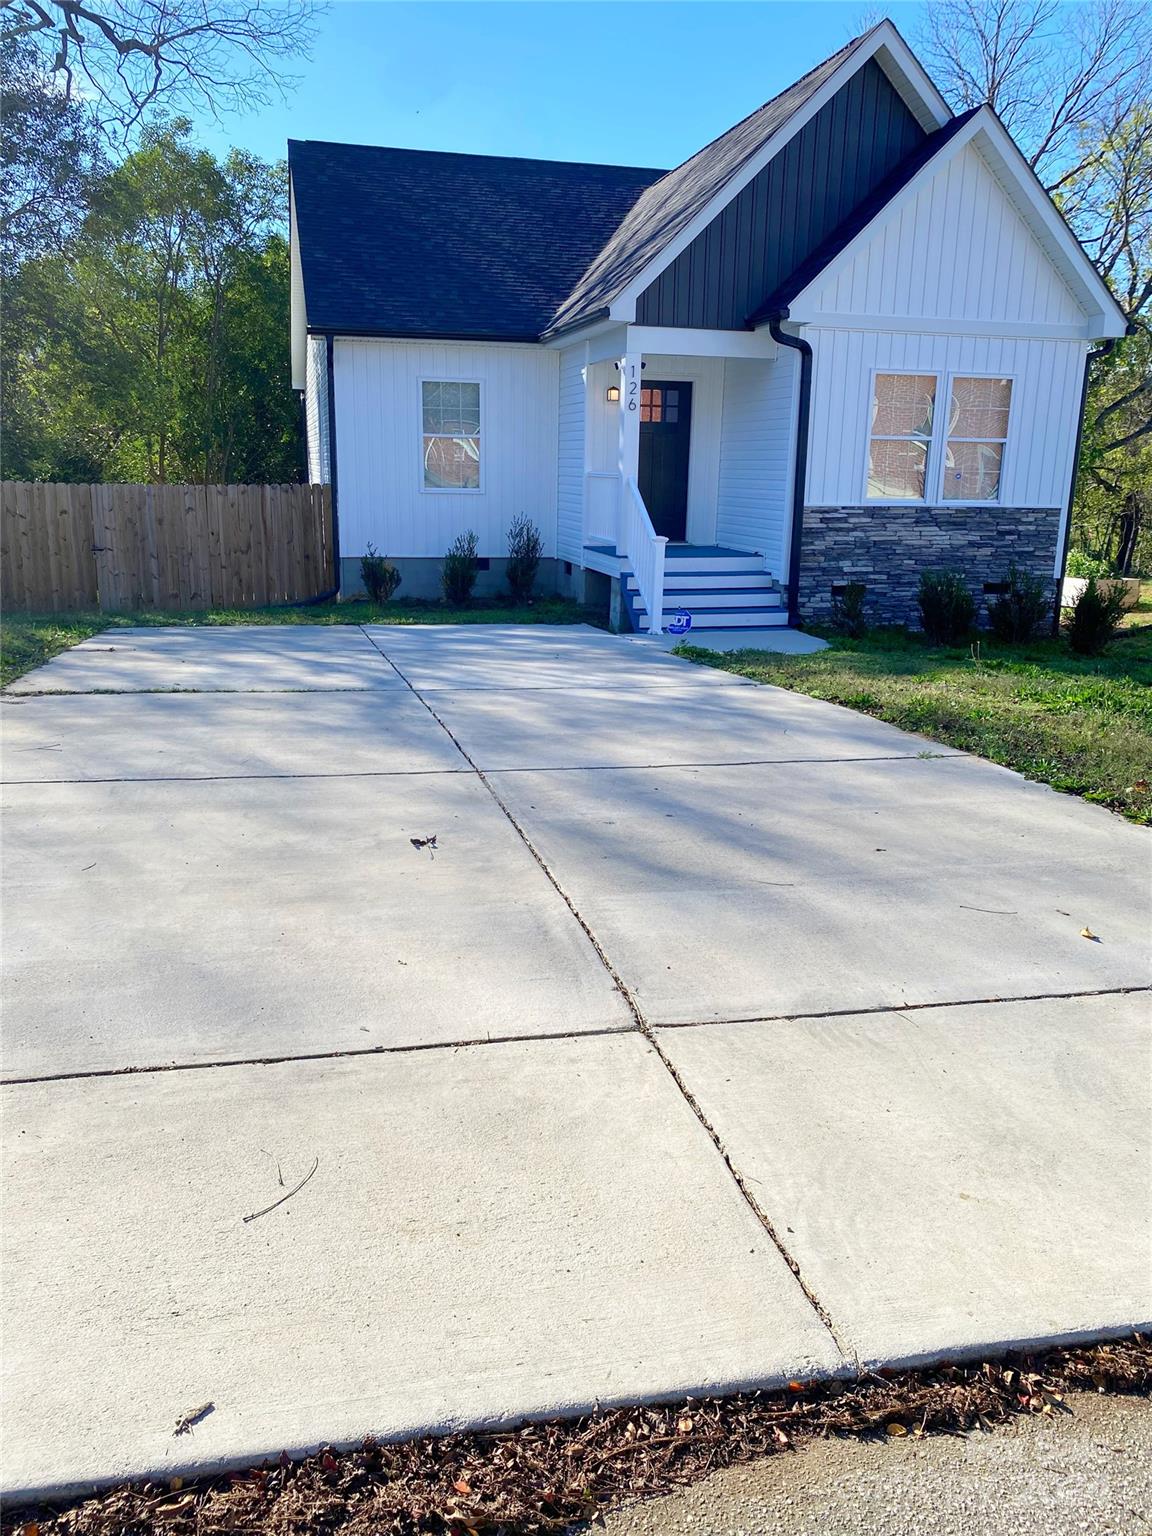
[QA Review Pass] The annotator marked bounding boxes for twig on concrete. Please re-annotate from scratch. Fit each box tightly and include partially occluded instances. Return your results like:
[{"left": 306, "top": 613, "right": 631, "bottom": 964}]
[{"left": 242, "top": 1157, "right": 318, "bottom": 1224}]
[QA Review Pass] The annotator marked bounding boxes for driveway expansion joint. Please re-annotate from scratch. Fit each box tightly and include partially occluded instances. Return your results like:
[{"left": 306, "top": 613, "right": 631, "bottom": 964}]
[
  {"left": 8, "top": 984, "right": 1146, "bottom": 1089},
  {"left": 656, "top": 983, "right": 1152, "bottom": 1033},
  {"left": 0, "top": 1025, "right": 641, "bottom": 1087},
  {"left": 359, "top": 625, "right": 852, "bottom": 1363}
]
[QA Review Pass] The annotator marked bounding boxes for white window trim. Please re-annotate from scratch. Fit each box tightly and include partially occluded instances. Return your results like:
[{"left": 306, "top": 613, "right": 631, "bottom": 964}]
[
  {"left": 418, "top": 376, "right": 485, "bottom": 495},
  {"left": 861, "top": 368, "right": 1015, "bottom": 507}
]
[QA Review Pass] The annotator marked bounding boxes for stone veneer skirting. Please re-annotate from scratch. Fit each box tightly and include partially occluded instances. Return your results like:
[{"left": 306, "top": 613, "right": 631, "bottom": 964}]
[{"left": 797, "top": 504, "right": 1062, "bottom": 628}]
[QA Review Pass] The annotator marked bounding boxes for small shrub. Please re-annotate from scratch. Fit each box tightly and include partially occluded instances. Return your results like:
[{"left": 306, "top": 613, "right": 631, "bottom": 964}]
[
  {"left": 988, "top": 564, "right": 1049, "bottom": 644},
  {"left": 360, "top": 543, "right": 402, "bottom": 603},
  {"left": 1065, "top": 549, "right": 1114, "bottom": 579},
  {"left": 441, "top": 529, "right": 479, "bottom": 605},
  {"left": 506, "top": 514, "right": 543, "bottom": 604},
  {"left": 830, "top": 581, "right": 869, "bottom": 638},
  {"left": 1064, "top": 575, "right": 1126, "bottom": 656},
  {"left": 917, "top": 569, "right": 975, "bottom": 645}
]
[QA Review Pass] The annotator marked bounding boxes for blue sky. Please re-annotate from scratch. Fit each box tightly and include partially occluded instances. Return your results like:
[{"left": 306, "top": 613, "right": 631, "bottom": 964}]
[{"left": 198, "top": 1, "right": 936, "bottom": 170}]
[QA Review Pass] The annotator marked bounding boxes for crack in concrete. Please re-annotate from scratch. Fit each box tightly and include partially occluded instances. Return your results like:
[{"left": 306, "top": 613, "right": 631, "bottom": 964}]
[{"left": 358, "top": 627, "right": 854, "bottom": 1360}]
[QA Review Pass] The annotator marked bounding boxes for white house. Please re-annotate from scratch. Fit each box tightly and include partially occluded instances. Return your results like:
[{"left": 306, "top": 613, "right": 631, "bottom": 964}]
[{"left": 289, "top": 20, "right": 1127, "bottom": 633}]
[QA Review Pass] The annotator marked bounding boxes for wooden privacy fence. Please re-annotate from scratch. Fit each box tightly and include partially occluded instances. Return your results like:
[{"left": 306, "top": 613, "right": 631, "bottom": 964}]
[{"left": 1, "top": 482, "right": 334, "bottom": 614}]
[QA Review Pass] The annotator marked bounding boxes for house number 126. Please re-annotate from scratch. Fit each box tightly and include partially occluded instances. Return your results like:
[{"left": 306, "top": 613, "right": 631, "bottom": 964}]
[{"left": 625, "top": 364, "right": 639, "bottom": 411}]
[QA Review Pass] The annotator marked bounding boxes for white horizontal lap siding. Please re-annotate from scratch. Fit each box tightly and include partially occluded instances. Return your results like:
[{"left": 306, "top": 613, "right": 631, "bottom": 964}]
[
  {"left": 334, "top": 339, "right": 559, "bottom": 559},
  {"left": 810, "top": 143, "right": 1086, "bottom": 326},
  {"left": 557, "top": 343, "right": 587, "bottom": 564},
  {"left": 304, "top": 335, "right": 329, "bottom": 485},
  {"left": 805, "top": 328, "right": 1086, "bottom": 509},
  {"left": 716, "top": 353, "right": 796, "bottom": 573}
]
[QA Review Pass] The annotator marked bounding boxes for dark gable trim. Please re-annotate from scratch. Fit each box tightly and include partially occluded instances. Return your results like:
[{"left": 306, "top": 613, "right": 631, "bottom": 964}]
[
  {"left": 750, "top": 108, "right": 981, "bottom": 320},
  {"left": 635, "top": 60, "right": 926, "bottom": 331}
]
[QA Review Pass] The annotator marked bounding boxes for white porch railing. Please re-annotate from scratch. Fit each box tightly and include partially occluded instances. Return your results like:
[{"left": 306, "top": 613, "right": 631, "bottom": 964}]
[{"left": 620, "top": 478, "right": 667, "bottom": 636}]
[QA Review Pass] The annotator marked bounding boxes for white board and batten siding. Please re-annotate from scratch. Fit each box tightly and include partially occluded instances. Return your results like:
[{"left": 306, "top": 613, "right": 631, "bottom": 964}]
[
  {"left": 797, "top": 139, "right": 1093, "bottom": 517},
  {"left": 805, "top": 330, "right": 1086, "bottom": 510},
  {"left": 805, "top": 144, "right": 1087, "bottom": 329},
  {"left": 334, "top": 339, "right": 559, "bottom": 559}
]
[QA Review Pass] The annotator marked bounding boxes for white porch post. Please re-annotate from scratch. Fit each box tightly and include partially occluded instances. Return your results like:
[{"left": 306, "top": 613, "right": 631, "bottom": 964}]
[{"left": 616, "top": 351, "right": 642, "bottom": 547}]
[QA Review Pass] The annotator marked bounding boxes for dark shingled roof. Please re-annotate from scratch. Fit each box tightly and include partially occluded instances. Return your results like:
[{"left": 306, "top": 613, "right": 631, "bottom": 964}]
[
  {"left": 750, "top": 107, "right": 982, "bottom": 321},
  {"left": 289, "top": 140, "right": 664, "bottom": 341},
  {"left": 291, "top": 25, "right": 973, "bottom": 344}
]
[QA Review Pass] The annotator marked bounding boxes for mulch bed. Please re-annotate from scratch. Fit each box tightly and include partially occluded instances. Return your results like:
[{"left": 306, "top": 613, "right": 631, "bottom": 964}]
[{"left": 7, "top": 1336, "right": 1149, "bottom": 1536}]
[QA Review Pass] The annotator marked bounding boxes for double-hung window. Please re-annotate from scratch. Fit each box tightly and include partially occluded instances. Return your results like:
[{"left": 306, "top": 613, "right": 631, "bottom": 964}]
[
  {"left": 866, "top": 373, "right": 937, "bottom": 500},
  {"left": 422, "top": 380, "right": 481, "bottom": 490},
  {"left": 866, "top": 372, "right": 1012, "bottom": 503},
  {"left": 941, "top": 376, "right": 1012, "bottom": 501}
]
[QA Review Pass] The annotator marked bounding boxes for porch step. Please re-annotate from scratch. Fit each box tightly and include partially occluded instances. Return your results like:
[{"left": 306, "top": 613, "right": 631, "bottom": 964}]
[
  {"left": 663, "top": 554, "right": 765, "bottom": 575},
  {"left": 653, "top": 570, "right": 776, "bottom": 591},
  {"left": 633, "top": 607, "right": 791, "bottom": 629},
  {"left": 631, "top": 585, "right": 783, "bottom": 611}
]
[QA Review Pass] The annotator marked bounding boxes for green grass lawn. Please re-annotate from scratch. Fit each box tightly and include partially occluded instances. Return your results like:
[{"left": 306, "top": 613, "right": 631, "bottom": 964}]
[
  {"left": 679, "top": 598, "right": 1152, "bottom": 824},
  {"left": 0, "top": 595, "right": 599, "bottom": 690}
]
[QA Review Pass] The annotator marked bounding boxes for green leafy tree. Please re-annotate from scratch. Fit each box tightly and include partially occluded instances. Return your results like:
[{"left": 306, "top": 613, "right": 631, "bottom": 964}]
[{"left": 3, "top": 122, "right": 299, "bottom": 484}]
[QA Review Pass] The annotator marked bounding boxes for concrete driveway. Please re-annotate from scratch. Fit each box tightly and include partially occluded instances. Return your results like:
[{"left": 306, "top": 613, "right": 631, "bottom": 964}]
[{"left": 2, "top": 623, "right": 1149, "bottom": 1500}]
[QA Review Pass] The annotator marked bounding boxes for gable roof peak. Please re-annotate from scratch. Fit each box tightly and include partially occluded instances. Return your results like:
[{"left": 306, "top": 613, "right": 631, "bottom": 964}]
[{"left": 544, "top": 19, "right": 952, "bottom": 338}]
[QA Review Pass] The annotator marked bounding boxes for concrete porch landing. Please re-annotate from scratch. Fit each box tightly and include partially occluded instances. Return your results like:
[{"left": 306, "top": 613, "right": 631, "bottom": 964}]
[{"left": 629, "top": 626, "right": 830, "bottom": 654}]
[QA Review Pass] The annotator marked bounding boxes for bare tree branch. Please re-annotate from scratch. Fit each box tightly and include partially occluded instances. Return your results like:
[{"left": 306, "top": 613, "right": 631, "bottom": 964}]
[{"left": 0, "top": 0, "right": 319, "bottom": 138}]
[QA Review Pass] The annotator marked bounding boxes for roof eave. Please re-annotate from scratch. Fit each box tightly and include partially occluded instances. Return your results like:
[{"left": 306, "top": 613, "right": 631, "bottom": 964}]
[{"left": 306, "top": 325, "right": 545, "bottom": 345}]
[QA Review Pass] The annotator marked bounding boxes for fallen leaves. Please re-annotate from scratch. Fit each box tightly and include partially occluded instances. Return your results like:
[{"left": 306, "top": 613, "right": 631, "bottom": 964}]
[
  {"left": 171, "top": 1403, "right": 213, "bottom": 1438},
  {"left": 1081, "top": 927, "right": 1101, "bottom": 941},
  {"left": 12, "top": 1336, "right": 1150, "bottom": 1536}
]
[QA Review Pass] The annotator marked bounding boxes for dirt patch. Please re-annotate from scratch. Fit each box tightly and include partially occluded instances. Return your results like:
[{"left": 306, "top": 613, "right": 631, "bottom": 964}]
[{"left": 6, "top": 1337, "right": 1149, "bottom": 1536}]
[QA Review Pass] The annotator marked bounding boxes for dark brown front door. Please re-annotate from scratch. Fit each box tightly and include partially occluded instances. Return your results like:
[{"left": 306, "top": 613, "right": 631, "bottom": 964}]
[{"left": 638, "top": 381, "right": 692, "bottom": 541}]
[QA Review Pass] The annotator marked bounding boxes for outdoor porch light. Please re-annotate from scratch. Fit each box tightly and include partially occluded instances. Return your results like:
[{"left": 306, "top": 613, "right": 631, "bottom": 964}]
[{"left": 606, "top": 384, "right": 620, "bottom": 402}]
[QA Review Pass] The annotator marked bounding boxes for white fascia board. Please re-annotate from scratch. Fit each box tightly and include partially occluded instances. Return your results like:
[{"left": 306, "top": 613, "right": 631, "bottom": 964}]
[
  {"left": 786, "top": 109, "right": 1127, "bottom": 338},
  {"left": 606, "top": 20, "right": 953, "bottom": 324},
  {"left": 627, "top": 325, "right": 779, "bottom": 358},
  {"left": 289, "top": 178, "right": 307, "bottom": 392},
  {"left": 872, "top": 33, "right": 952, "bottom": 131}
]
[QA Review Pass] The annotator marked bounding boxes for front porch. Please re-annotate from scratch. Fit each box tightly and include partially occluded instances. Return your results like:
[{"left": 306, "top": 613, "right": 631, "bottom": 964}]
[
  {"left": 569, "top": 329, "right": 798, "bottom": 635},
  {"left": 583, "top": 542, "right": 786, "bottom": 633}
]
